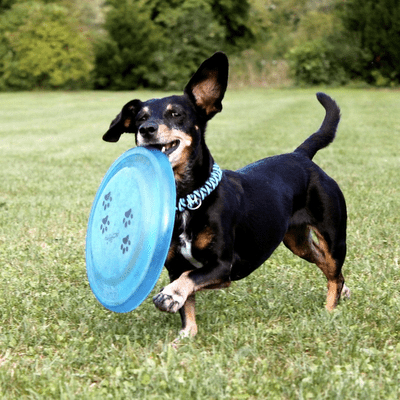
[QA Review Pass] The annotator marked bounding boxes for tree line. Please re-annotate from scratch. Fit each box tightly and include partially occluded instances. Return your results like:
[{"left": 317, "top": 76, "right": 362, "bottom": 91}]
[{"left": 0, "top": 0, "right": 399, "bottom": 90}]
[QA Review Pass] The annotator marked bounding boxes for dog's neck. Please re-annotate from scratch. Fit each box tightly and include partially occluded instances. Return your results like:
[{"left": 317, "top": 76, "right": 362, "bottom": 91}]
[
  {"left": 176, "top": 162, "right": 222, "bottom": 212},
  {"left": 175, "top": 141, "right": 214, "bottom": 199}
]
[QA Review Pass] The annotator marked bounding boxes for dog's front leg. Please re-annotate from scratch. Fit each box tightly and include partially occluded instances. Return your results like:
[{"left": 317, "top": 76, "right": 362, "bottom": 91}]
[
  {"left": 176, "top": 281, "right": 231, "bottom": 339},
  {"left": 153, "top": 270, "right": 195, "bottom": 313},
  {"left": 178, "top": 294, "right": 197, "bottom": 338},
  {"left": 153, "top": 262, "right": 231, "bottom": 314}
]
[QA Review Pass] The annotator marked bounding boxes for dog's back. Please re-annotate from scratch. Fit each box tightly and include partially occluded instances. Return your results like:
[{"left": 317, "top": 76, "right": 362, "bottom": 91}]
[{"left": 226, "top": 93, "right": 343, "bottom": 281}]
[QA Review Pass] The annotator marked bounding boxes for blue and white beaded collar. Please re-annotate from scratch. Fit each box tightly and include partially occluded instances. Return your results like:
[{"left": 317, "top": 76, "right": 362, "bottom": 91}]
[{"left": 176, "top": 163, "right": 223, "bottom": 212}]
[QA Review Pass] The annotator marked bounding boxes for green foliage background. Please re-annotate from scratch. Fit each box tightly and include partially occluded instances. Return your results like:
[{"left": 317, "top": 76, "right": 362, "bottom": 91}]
[
  {"left": 93, "top": 0, "right": 252, "bottom": 90},
  {"left": 0, "top": 1, "right": 94, "bottom": 90},
  {"left": 0, "top": 0, "right": 400, "bottom": 89}
]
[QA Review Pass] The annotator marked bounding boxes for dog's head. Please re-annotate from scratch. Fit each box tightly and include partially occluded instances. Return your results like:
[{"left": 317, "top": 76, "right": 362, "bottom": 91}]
[{"left": 103, "top": 52, "right": 229, "bottom": 175}]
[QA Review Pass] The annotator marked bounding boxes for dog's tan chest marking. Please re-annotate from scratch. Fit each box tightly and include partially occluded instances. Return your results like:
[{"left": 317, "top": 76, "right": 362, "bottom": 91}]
[
  {"left": 180, "top": 233, "right": 203, "bottom": 268},
  {"left": 194, "top": 226, "right": 213, "bottom": 250},
  {"left": 177, "top": 211, "right": 204, "bottom": 269},
  {"left": 167, "top": 216, "right": 213, "bottom": 269},
  {"left": 167, "top": 243, "right": 177, "bottom": 262}
]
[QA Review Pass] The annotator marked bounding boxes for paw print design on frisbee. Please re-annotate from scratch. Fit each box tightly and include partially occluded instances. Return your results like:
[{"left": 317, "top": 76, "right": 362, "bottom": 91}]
[
  {"left": 123, "top": 209, "right": 133, "bottom": 228},
  {"left": 100, "top": 215, "right": 110, "bottom": 234},
  {"left": 102, "top": 192, "right": 112, "bottom": 210},
  {"left": 121, "top": 235, "right": 131, "bottom": 254}
]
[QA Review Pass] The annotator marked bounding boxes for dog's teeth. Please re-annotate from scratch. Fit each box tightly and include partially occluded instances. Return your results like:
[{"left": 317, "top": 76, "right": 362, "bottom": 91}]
[{"left": 159, "top": 141, "right": 178, "bottom": 155}]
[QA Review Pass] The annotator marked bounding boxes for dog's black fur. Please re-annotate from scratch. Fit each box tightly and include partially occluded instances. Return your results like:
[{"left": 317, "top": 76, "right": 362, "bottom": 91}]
[{"left": 103, "top": 52, "right": 349, "bottom": 338}]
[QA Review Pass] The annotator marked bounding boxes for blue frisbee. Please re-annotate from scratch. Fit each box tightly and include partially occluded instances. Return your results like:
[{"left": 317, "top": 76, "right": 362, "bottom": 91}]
[{"left": 86, "top": 146, "right": 176, "bottom": 313}]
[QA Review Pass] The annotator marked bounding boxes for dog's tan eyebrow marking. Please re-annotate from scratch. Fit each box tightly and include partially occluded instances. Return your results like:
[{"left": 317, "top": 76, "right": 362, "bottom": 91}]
[
  {"left": 166, "top": 104, "right": 182, "bottom": 115},
  {"left": 124, "top": 118, "right": 131, "bottom": 128},
  {"left": 142, "top": 106, "right": 149, "bottom": 113}
]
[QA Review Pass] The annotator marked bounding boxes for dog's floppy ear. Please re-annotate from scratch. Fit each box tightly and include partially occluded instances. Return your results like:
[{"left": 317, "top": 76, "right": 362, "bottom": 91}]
[
  {"left": 103, "top": 100, "right": 142, "bottom": 142},
  {"left": 184, "top": 52, "right": 228, "bottom": 120}
]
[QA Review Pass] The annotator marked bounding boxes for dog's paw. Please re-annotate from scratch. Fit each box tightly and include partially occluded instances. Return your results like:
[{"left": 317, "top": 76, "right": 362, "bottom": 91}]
[
  {"left": 341, "top": 283, "right": 351, "bottom": 299},
  {"left": 171, "top": 327, "right": 197, "bottom": 349},
  {"left": 153, "top": 289, "right": 185, "bottom": 313}
]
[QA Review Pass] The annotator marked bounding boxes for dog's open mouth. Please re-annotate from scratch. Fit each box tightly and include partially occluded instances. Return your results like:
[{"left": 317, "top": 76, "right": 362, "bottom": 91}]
[{"left": 152, "top": 140, "right": 180, "bottom": 156}]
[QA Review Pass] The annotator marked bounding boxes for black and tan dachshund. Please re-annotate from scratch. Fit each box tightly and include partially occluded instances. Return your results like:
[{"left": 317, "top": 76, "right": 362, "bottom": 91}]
[{"left": 103, "top": 52, "right": 350, "bottom": 338}]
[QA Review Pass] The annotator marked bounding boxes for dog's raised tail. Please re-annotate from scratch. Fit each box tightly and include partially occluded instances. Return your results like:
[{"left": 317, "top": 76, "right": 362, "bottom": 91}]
[{"left": 294, "top": 92, "right": 341, "bottom": 160}]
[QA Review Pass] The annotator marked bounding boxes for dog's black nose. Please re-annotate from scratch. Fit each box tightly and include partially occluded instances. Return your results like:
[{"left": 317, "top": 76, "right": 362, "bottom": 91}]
[{"left": 139, "top": 122, "right": 158, "bottom": 137}]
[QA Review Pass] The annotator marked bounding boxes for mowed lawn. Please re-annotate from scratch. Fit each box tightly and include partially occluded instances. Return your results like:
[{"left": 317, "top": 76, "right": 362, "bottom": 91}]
[{"left": 0, "top": 88, "right": 399, "bottom": 399}]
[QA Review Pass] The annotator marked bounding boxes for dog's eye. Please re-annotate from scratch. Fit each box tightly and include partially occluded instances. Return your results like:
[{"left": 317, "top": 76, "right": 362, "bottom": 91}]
[
  {"left": 171, "top": 111, "right": 181, "bottom": 118},
  {"left": 138, "top": 114, "right": 148, "bottom": 122}
]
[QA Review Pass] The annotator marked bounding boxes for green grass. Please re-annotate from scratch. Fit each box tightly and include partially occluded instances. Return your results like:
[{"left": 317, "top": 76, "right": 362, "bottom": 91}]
[{"left": 0, "top": 88, "right": 399, "bottom": 399}]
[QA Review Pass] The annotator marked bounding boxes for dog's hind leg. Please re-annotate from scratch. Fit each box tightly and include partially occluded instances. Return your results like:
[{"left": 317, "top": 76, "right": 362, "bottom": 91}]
[
  {"left": 310, "top": 227, "right": 348, "bottom": 310},
  {"left": 284, "top": 224, "right": 349, "bottom": 310}
]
